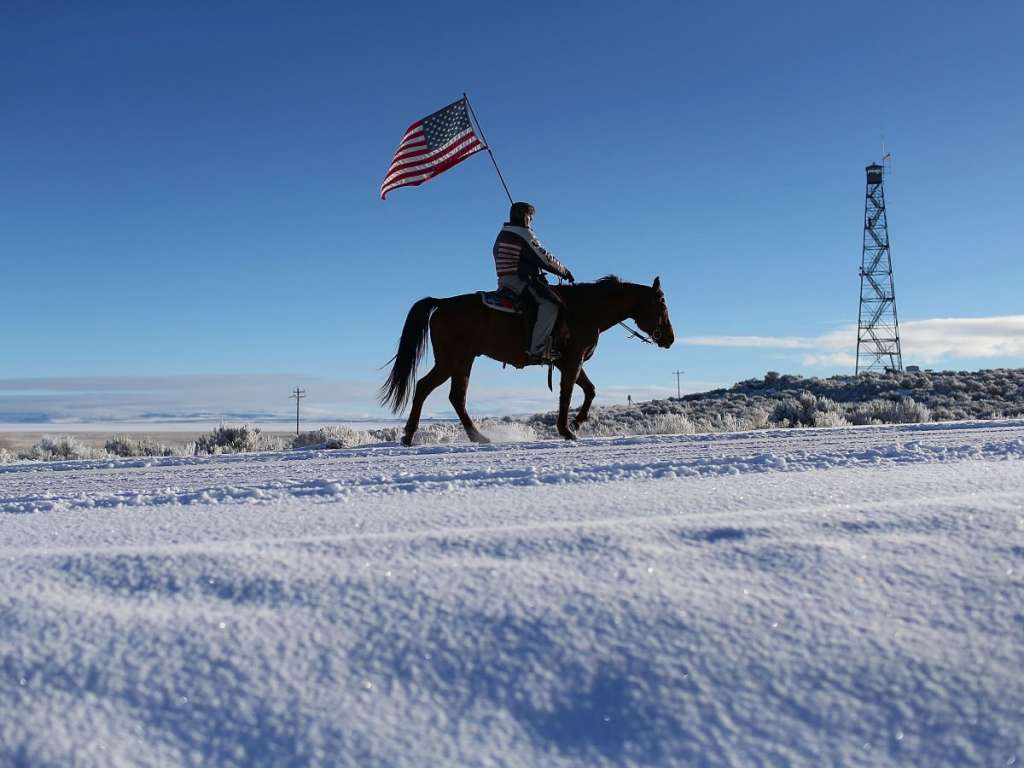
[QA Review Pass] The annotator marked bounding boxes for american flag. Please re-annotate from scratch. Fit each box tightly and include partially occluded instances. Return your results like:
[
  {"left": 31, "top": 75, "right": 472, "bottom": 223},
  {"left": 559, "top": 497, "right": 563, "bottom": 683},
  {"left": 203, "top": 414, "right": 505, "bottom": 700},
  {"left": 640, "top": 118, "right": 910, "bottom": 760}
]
[{"left": 380, "top": 97, "right": 485, "bottom": 199}]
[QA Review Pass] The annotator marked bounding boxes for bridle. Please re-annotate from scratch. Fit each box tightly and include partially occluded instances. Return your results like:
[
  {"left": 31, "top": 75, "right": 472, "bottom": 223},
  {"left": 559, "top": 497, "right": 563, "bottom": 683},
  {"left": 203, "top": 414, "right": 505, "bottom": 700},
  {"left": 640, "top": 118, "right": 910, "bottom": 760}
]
[{"left": 619, "top": 290, "right": 668, "bottom": 345}]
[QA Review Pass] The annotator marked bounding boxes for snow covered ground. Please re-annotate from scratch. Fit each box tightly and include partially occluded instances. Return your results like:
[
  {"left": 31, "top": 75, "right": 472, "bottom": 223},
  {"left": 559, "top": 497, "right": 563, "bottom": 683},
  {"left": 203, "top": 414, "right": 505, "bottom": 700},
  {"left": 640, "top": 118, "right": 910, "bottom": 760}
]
[{"left": 2, "top": 420, "right": 1023, "bottom": 767}]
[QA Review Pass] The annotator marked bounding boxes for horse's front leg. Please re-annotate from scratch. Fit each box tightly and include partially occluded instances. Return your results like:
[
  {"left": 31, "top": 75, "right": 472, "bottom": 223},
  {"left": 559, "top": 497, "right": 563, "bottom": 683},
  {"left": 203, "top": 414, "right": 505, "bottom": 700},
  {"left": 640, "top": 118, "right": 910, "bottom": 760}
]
[
  {"left": 557, "top": 357, "right": 583, "bottom": 440},
  {"left": 570, "top": 368, "right": 596, "bottom": 433}
]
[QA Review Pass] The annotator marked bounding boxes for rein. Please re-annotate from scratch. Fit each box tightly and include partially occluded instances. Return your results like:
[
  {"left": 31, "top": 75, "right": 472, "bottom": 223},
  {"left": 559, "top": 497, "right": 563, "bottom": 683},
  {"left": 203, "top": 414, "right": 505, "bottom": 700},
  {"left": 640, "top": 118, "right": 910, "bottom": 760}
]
[{"left": 618, "top": 321, "right": 655, "bottom": 344}]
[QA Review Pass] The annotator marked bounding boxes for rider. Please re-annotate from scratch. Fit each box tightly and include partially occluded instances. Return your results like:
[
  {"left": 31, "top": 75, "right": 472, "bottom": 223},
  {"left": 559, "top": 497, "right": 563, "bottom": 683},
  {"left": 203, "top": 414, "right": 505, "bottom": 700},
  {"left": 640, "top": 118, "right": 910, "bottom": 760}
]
[{"left": 492, "top": 201, "right": 575, "bottom": 362}]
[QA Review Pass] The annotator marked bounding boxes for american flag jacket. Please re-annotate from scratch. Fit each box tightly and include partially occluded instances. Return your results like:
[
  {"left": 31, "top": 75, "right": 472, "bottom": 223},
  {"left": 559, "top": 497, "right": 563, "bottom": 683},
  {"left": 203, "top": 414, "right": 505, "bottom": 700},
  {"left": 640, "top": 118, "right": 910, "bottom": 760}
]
[{"left": 492, "top": 225, "right": 571, "bottom": 281}]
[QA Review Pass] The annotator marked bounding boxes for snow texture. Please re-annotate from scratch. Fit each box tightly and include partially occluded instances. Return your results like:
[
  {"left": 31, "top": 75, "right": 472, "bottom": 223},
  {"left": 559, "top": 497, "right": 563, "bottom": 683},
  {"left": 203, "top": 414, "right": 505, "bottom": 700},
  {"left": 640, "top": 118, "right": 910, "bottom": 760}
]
[{"left": 2, "top": 420, "right": 1023, "bottom": 767}]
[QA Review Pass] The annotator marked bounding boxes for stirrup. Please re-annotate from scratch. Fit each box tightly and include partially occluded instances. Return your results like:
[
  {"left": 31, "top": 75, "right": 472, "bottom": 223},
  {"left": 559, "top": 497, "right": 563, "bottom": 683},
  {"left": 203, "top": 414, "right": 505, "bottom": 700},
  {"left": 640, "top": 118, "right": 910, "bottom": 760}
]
[
  {"left": 542, "top": 337, "right": 561, "bottom": 362},
  {"left": 525, "top": 354, "right": 557, "bottom": 366},
  {"left": 525, "top": 347, "right": 560, "bottom": 365}
]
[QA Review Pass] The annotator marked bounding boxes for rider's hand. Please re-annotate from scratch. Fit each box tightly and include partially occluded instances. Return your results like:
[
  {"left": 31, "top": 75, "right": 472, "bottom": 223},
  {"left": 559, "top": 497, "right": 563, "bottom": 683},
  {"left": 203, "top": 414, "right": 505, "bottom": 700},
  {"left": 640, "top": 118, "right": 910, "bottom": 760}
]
[{"left": 565, "top": 270, "right": 576, "bottom": 284}]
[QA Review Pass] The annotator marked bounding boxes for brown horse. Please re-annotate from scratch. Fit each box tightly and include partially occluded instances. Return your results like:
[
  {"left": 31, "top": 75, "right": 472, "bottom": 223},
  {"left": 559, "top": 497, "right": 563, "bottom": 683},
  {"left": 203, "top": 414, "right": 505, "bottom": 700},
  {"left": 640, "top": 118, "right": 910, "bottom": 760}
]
[{"left": 380, "top": 276, "right": 675, "bottom": 445}]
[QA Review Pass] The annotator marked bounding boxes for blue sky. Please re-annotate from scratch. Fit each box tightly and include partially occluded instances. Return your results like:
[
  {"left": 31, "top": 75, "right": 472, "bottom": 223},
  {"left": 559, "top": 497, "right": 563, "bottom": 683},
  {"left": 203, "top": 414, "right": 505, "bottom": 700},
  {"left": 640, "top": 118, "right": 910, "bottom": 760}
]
[{"left": 2, "top": 1, "right": 1022, "bottom": 422}]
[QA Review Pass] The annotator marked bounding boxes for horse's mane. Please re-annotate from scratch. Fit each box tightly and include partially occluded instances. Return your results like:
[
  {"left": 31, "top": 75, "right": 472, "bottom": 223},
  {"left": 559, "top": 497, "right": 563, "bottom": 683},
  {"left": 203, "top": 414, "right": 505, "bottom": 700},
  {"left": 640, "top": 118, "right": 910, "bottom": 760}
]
[
  {"left": 555, "top": 274, "right": 647, "bottom": 308},
  {"left": 564, "top": 274, "right": 625, "bottom": 290}
]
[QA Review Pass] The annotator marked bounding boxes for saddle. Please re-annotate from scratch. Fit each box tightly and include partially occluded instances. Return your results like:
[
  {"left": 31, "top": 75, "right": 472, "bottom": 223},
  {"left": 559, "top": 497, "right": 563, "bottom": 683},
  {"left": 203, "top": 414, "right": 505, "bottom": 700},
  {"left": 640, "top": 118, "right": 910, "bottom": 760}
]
[
  {"left": 478, "top": 278, "right": 563, "bottom": 314},
  {"left": 478, "top": 285, "right": 565, "bottom": 378},
  {"left": 480, "top": 283, "right": 565, "bottom": 364},
  {"left": 478, "top": 288, "right": 524, "bottom": 314}
]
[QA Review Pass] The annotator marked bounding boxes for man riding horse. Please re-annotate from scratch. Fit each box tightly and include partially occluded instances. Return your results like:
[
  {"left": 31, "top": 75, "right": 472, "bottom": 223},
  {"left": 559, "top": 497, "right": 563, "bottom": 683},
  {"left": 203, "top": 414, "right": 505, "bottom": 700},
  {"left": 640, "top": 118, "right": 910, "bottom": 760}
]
[
  {"left": 493, "top": 201, "right": 575, "bottom": 364},
  {"left": 381, "top": 234, "right": 676, "bottom": 445}
]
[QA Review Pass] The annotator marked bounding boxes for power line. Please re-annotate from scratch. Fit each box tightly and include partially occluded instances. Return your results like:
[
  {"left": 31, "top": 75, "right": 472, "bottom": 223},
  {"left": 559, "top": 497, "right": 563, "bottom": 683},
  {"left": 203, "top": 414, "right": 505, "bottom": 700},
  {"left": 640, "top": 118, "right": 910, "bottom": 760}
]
[
  {"left": 289, "top": 386, "right": 306, "bottom": 435},
  {"left": 672, "top": 370, "right": 686, "bottom": 399}
]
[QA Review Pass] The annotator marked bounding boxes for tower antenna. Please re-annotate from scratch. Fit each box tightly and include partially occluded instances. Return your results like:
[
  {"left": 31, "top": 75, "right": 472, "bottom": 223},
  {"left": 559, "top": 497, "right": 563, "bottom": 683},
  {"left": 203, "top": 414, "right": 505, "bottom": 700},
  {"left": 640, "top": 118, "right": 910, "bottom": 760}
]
[{"left": 855, "top": 159, "right": 903, "bottom": 375}]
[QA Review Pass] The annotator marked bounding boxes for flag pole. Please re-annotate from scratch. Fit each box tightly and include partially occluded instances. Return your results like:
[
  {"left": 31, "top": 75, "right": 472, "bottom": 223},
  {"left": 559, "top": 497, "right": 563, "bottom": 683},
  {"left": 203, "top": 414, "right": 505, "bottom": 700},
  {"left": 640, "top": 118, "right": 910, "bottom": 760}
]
[{"left": 464, "top": 93, "right": 514, "bottom": 206}]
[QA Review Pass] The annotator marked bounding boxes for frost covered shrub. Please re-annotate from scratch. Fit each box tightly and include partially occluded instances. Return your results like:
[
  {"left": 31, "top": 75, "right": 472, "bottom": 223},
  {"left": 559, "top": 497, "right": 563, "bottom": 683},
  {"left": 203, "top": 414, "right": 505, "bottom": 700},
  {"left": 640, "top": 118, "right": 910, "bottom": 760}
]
[
  {"left": 629, "top": 413, "right": 694, "bottom": 435},
  {"left": 414, "top": 422, "right": 464, "bottom": 444},
  {"left": 849, "top": 397, "right": 930, "bottom": 426},
  {"left": 294, "top": 421, "right": 500, "bottom": 449},
  {"left": 535, "top": 369, "right": 1020, "bottom": 437},
  {"left": 705, "top": 413, "right": 739, "bottom": 433},
  {"left": 540, "top": 407, "right": 772, "bottom": 439},
  {"left": 23, "top": 435, "right": 107, "bottom": 461},
  {"left": 848, "top": 402, "right": 887, "bottom": 426},
  {"left": 293, "top": 426, "right": 375, "bottom": 449},
  {"left": 770, "top": 391, "right": 843, "bottom": 427},
  {"left": 104, "top": 434, "right": 179, "bottom": 457},
  {"left": 813, "top": 410, "right": 850, "bottom": 428},
  {"left": 366, "top": 422, "right": 481, "bottom": 445},
  {"left": 638, "top": 413, "right": 698, "bottom": 435},
  {"left": 743, "top": 407, "right": 772, "bottom": 430},
  {"left": 770, "top": 396, "right": 808, "bottom": 427},
  {"left": 194, "top": 425, "right": 286, "bottom": 455},
  {"left": 377, "top": 422, "right": 465, "bottom": 445},
  {"left": 894, "top": 397, "right": 931, "bottom": 423},
  {"left": 0, "top": 447, "right": 19, "bottom": 464}
]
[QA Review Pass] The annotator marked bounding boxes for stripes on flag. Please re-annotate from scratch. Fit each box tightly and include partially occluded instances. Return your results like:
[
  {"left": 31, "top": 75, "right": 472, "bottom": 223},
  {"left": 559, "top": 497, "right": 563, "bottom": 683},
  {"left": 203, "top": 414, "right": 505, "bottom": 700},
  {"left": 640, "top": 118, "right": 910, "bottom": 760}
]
[{"left": 380, "top": 97, "right": 486, "bottom": 199}]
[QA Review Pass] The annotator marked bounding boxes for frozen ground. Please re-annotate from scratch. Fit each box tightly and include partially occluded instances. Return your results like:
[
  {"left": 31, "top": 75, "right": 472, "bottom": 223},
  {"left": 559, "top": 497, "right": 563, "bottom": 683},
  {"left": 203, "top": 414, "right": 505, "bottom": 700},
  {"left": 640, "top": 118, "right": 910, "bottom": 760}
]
[{"left": 2, "top": 420, "right": 1023, "bottom": 767}]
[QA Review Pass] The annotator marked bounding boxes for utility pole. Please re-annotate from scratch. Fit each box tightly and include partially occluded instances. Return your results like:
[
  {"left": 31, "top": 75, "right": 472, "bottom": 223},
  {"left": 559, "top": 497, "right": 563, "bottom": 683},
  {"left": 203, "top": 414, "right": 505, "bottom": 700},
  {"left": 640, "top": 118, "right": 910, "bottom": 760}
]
[
  {"left": 672, "top": 370, "right": 685, "bottom": 399},
  {"left": 289, "top": 386, "right": 306, "bottom": 435}
]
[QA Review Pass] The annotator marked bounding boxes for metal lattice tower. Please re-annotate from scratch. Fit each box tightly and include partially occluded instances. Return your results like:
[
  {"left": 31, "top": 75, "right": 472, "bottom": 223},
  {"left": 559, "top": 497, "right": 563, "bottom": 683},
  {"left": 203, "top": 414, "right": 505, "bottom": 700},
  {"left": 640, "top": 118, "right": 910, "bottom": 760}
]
[{"left": 856, "top": 161, "right": 903, "bottom": 374}]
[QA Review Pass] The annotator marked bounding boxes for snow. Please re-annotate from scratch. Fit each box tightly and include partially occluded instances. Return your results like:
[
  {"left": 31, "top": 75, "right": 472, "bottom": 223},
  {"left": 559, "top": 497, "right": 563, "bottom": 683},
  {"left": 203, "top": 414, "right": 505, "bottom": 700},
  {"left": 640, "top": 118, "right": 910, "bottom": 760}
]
[{"left": 2, "top": 421, "right": 1023, "bottom": 767}]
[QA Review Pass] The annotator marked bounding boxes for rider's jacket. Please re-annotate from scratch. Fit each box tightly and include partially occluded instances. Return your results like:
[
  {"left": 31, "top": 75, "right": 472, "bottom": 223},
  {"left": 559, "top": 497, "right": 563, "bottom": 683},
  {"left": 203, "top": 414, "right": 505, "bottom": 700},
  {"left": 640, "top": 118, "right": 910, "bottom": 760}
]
[{"left": 492, "top": 224, "right": 570, "bottom": 282}]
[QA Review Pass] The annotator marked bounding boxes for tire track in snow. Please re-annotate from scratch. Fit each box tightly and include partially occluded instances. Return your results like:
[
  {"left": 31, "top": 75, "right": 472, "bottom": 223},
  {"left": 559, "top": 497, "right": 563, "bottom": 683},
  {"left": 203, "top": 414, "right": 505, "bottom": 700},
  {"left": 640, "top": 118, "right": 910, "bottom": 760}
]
[{"left": 3, "top": 432, "right": 1022, "bottom": 515}]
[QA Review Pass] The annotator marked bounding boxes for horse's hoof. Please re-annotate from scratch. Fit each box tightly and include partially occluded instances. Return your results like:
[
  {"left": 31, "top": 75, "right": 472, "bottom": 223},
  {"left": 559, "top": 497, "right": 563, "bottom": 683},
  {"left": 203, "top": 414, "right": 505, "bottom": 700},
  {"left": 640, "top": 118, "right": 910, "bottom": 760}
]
[
  {"left": 401, "top": 435, "right": 413, "bottom": 447},
  {"left": 569, "top": 419, "right": 580, "bottom": 432},
  {"left": 471, "top": 432, "right": 491, "bottom": 444}
]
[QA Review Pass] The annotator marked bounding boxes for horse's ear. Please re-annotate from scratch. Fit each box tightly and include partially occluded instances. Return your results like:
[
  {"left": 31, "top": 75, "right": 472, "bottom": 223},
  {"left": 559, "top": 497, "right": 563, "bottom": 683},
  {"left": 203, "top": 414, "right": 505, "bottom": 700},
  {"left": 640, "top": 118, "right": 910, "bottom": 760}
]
[{"left": 652, "top": 276, "right": 661, "bottom": 291}]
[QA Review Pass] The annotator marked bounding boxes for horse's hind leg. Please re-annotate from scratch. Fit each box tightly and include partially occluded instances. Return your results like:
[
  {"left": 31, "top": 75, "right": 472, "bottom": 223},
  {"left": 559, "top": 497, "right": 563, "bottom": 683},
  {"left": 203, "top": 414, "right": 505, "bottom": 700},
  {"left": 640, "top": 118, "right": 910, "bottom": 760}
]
[
  {"left": 449, "top": 358, "right": 489, "bottom": 444},
  {"left": 402, "top": 365, "right": 449, "bottom": 446},
  {"left": 570, "top": 368, "right": 597, "bottom": 432}
]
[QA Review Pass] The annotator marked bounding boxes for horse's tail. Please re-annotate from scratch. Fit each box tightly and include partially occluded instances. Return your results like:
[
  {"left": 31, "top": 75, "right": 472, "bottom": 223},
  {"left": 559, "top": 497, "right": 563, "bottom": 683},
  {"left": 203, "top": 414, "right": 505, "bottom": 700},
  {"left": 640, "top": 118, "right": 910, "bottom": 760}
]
[{"left": 379, "top": 297, "right": 439, "bottom": 413}]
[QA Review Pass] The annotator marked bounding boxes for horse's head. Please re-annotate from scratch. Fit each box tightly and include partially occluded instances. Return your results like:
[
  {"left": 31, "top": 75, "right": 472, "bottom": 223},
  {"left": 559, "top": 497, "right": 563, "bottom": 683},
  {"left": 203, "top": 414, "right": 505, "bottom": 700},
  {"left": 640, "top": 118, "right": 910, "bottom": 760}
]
[{"left": 634, "top": 276, "right": 675, "bottom": 348}]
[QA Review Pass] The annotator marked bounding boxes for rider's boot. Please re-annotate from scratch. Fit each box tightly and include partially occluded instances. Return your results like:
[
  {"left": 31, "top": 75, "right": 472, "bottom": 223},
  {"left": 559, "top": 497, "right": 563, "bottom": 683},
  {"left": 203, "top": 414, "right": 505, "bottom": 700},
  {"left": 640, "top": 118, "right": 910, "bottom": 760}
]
[{"left": 525, "top": 337, "right": 561, "bottom": 365}]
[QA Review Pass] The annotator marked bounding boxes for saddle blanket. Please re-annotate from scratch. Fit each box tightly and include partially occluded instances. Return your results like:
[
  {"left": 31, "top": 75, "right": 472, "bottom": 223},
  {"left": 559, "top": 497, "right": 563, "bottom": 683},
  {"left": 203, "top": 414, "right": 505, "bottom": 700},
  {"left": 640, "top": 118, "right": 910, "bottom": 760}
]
[{"left": 478, "top": 289, "right": 523, "bottom": 314}]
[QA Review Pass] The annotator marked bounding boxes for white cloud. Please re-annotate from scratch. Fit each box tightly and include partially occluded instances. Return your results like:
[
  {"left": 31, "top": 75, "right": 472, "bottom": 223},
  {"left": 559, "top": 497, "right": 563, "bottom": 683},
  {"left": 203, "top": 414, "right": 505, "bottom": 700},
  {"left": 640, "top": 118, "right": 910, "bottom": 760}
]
[
  {"left": 683, "top": 315, "right": 1024, "bottom": 367},
  {"left": 799, "top": 352, "right": 858, "bottom": 368},
  {"left": 681, "top": 336, "right": 815, "bottom": 350},
  {"left": 899, "top": 317, "right": 1024, "bottom": 362}
]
